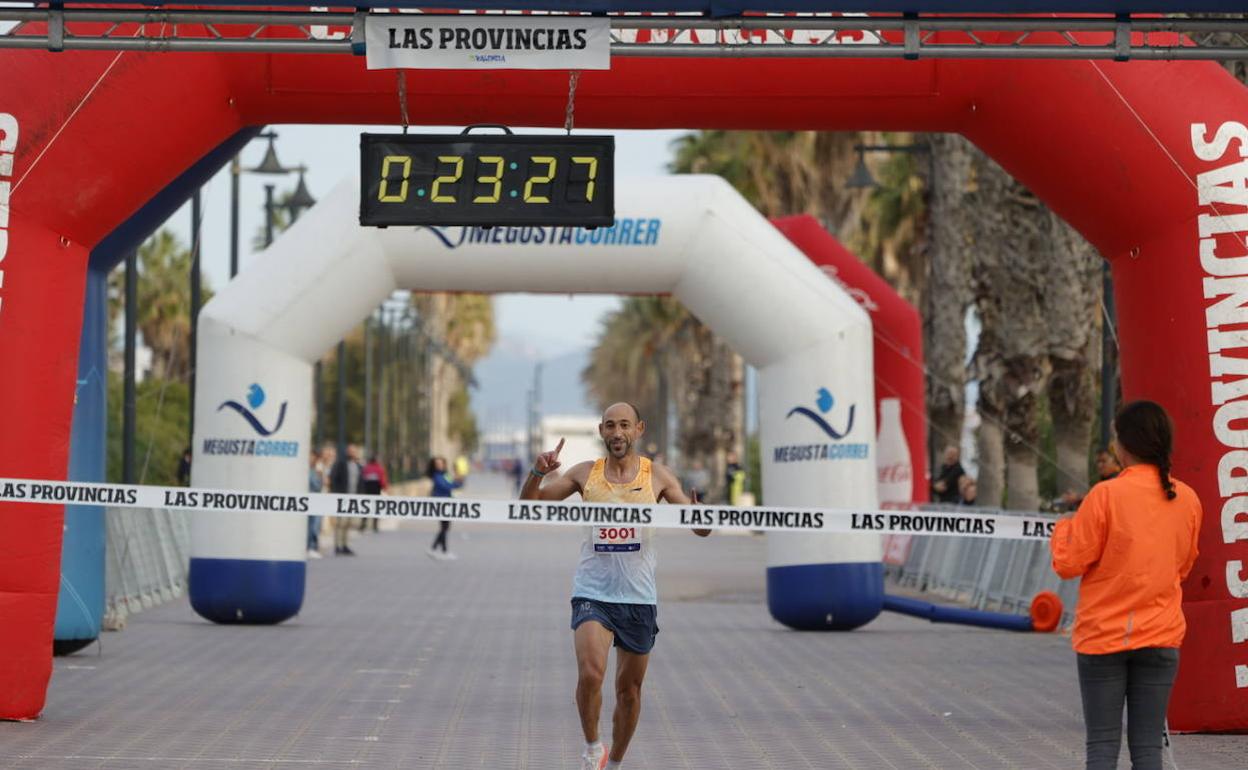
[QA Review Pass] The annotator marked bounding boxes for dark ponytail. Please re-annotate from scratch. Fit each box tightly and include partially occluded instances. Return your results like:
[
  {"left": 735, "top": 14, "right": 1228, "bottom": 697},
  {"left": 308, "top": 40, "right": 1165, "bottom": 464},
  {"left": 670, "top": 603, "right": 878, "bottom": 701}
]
[{"left": 1113, "top": 400, "right": 1177, "bottom": 500}]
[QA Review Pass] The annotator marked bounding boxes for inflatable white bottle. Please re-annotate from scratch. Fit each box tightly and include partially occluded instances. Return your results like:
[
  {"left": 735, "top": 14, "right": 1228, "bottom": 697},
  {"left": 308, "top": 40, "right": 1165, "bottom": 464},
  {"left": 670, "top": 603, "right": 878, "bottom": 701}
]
[
  {"left": 876, "top": 398, "right": 914, "bottom": 565},
  {"left": 876, "top": 398, "right": 913, "bottom": 508}
]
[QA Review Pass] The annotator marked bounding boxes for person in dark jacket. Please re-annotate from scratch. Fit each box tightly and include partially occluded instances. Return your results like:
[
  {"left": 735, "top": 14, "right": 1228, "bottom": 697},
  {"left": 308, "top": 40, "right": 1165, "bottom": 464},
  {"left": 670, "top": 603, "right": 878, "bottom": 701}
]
[
  {"left": 931, "top": 445, "right": 965, "bottom": 504},
  {"left": 426, "top": 456, "right": 464, "bottom": 560},
  {"left": 358, "top": 455, "right": 389, "bottom": 533},
  {"left": 329, "top": 443, "right": 362, "bottom": 555}
]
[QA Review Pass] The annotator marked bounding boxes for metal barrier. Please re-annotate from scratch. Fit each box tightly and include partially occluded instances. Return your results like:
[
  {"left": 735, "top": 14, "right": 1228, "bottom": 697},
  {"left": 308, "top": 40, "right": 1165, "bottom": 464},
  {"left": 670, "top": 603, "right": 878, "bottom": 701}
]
[
  {"left": 97, "top": 501, "right": 1074, "bottom": 629},
  {"left": 883, "top": 505, "right": 1080, "bottom": 628},
  {"left": 103, "top": 507, "right": 191, "bottom": 629}
]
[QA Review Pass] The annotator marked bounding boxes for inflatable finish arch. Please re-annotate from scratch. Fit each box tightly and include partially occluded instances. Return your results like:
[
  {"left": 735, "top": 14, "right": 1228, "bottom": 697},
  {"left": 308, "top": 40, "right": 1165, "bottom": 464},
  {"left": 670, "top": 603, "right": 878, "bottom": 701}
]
[
  {"left": 189, "top": 174, "right": 881, "bottom": 630},
  {"left": 2, "top": 37, "right": 1248, "bottom": 730}
]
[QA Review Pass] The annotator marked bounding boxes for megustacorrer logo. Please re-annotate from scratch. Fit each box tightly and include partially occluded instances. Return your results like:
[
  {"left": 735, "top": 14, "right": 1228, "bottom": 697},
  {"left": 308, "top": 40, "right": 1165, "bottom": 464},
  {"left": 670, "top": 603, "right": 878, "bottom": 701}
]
[
  {"left": 786, "top": 387, "right": 856, "bottom": 440},
  {"left": 218, "top": 383, "right": 287, "bottom": 437},
  {"left": 772, "top": 388, "right": 867, "bottom": 464}
]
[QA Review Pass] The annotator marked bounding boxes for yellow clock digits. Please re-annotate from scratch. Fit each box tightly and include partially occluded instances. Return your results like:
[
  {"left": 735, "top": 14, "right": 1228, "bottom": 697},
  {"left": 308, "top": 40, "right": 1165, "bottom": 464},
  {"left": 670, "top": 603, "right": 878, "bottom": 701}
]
[
  {"left": 523, "top": 156, "right": 557, "bottom": 203},
  {"left": 378, "top": 155, "right": 412, "bottom": 203},
  {"left": 431, "top": 155, "right": 464, "bottom": 203},
  {"left": 571, "top": 156, "right": 598, "bottom": 202},
  {"left": 473, "top": 156, "right": 504, "bottom": 204}
]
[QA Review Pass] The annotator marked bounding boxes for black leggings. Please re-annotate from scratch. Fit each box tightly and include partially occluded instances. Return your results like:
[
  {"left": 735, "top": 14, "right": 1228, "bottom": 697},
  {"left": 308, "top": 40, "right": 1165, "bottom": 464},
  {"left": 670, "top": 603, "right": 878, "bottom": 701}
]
[
  {"left": 431, "top": 520, "right": 451, "bottom": 552},
  {"left": 1076, "top": 647, "right": 1179, "bottom": 770}
]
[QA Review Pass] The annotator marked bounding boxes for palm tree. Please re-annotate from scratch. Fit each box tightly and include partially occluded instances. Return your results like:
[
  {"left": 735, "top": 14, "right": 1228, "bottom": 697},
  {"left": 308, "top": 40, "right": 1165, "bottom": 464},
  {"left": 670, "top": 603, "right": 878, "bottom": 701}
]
[
  {"left": 109, "top": 229, "right": 212, "bottom": 383},
  {"left": 411, "top": 292, "right": 497, "bottom": 459},
  {"left": 583, "top": 296, "right": 689, "bottom": 445},
  {"left": 582, "top": 295, "right": 744, "bottom": 498},
  {"left": 934, "top": 135, "right": 1100, "bottom": 509}
]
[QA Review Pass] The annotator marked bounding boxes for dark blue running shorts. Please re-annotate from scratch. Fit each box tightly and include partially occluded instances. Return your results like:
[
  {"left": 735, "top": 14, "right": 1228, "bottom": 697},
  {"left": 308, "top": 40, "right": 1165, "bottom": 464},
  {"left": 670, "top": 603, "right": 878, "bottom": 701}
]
[{"left": 570, "top": 597, "right": 659, "bottom": 655}]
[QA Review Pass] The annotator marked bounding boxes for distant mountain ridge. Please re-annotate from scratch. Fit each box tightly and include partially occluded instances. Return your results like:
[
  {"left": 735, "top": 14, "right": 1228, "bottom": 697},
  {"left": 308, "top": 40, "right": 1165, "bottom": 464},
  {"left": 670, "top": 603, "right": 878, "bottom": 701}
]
[{"left": 472, "top": 338, "right": 596, "bottom": 433}]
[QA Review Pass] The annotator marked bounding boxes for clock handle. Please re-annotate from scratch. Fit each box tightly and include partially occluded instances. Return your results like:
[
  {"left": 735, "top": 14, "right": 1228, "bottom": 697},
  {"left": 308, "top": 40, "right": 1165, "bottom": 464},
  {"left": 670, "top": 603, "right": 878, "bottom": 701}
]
[{"left": 460, "top": 124, "right": 514, "bottom": 136}]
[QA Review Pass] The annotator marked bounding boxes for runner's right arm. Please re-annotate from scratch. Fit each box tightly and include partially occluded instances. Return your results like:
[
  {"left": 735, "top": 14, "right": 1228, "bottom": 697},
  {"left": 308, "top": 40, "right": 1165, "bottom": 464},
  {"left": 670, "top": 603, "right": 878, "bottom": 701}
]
[{"left": 520, "top": 439, "right": 588, "bottom": 500}]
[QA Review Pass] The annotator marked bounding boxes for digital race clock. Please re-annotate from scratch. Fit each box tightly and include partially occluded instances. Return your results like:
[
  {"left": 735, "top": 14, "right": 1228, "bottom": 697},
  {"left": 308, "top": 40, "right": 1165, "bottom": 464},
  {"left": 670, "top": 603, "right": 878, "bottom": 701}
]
[{"left": 359, "top": 131, "right": 614, "bottom": 228}]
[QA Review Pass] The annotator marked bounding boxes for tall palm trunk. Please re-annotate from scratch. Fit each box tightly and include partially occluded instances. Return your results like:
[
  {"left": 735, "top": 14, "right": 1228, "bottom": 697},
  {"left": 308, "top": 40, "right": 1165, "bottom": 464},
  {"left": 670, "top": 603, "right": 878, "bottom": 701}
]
[
  {"left": 923, "top": 134, "right": 976, "bottom": 471},
  {"left": 960, "top": 138, "right": 1052, "bottom": 511},
  {"left": 1043, "top": 214, "right": 1102, "bottom": 496}
]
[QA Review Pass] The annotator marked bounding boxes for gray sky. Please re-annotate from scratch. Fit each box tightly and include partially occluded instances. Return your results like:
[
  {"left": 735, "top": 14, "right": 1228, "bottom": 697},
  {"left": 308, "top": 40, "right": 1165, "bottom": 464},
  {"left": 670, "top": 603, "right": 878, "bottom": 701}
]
[{"left": 164, "top": 125, "right": 687, "bottom": 357}]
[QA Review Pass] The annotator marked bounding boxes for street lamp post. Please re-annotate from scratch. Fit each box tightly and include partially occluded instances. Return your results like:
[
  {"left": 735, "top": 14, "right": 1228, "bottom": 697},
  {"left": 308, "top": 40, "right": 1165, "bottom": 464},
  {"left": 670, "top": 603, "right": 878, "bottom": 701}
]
[
  {"left": 232, "top": 131, "right": 295, "bottom": 274},
  {"left": 845, "top": 142, "right": 932, "bottom": 191},
  {"left": 123, "top": 248, "right": 138, "bottom": 484},
  {"left": 263, "top": 184, "right": 277, "bottom": 249},
  {"left": 189, "top": 190, "right": 202, "bottom": 446},
  {"left": 845, "top": 140, "right": 937, "bottom": 466},
  {"left": 229, "top": 132, "right": 320, "bottom": 449}
]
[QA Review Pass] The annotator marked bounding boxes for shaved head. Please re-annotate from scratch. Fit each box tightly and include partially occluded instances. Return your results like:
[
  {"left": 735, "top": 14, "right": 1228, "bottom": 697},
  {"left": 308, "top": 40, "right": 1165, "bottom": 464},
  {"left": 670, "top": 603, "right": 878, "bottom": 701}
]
[{"left": 603, "top": 402, "right": 642, "bottom": 423}]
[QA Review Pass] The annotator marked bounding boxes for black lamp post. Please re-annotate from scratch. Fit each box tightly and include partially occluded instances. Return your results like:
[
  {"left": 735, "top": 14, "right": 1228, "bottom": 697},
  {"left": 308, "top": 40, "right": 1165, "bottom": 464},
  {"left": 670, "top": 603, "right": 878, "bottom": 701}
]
[
  {"left": 845, "top": 142, "right": 932, "bottom": 190},
  {"left": 232, "top": 131, "right": 294, "bottom": 275},
  {"left": 287, "top": 165, "right": 317, "bottom": 222}
]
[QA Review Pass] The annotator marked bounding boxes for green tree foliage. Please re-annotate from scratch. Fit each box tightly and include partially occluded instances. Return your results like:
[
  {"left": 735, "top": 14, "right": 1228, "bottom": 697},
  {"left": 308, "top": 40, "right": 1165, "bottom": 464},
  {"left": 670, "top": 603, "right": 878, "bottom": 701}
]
[
  {"left": 106, "top": 229, "right": 210, "bottom": 485},
  {"left": 107, "top": 229, "right": 213, "bottom": 383},
  {"left": 106, "top": 371, "right": 190, "bottom": 485},
  {"left": 448, "top": 388, "right": 479, "bottom": 454}
]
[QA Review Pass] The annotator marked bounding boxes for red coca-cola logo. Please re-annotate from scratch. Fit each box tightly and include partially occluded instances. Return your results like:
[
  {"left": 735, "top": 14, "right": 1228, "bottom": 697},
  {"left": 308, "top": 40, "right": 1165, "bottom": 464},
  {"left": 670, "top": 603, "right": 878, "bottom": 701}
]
[{"left": 878, "top": 463, "right": 912, "bottom": 485}]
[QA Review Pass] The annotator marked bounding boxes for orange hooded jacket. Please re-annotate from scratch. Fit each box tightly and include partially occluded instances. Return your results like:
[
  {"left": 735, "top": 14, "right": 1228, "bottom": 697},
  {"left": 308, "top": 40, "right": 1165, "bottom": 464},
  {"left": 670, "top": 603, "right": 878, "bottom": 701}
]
[{"left": 1050, "top": 464, "right": 1202, "bottom": 655}]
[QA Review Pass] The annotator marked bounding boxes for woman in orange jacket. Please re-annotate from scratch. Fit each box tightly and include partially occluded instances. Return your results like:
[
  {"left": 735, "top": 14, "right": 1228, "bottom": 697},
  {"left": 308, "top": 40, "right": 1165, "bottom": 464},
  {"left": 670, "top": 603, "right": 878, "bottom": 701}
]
[{"left": 1050, "top": 400, "right": 1201, "bottom": 770}]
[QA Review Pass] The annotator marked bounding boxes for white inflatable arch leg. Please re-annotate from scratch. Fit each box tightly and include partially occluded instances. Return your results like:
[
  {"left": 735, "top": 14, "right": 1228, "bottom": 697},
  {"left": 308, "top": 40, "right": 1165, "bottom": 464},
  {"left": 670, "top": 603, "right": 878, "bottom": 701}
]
[{"left": 191, "top": 174, "right": 880, "bottom": 629}]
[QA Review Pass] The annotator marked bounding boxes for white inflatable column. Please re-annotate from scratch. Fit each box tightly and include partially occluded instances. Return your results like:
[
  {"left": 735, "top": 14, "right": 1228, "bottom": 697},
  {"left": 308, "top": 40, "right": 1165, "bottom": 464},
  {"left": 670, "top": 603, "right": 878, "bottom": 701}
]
[
  {"left": 190, "top": 181, "right": 394, "bottom": 624},
  {"left": 189, "top": 328, "right": 311, "bottom": 623},
  {"left": 672, "top": 180, "right": 882, "bottom": 631},
  {"left": 760, "top": 334, "right": 883, "bottom": 630}
]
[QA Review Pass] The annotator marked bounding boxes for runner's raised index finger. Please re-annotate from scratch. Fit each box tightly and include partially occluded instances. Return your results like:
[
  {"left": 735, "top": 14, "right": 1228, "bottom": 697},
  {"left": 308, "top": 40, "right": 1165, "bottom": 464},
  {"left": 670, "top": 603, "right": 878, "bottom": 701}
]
[{"left": 553, "top": 438, "right": 565, "bottom": 457}]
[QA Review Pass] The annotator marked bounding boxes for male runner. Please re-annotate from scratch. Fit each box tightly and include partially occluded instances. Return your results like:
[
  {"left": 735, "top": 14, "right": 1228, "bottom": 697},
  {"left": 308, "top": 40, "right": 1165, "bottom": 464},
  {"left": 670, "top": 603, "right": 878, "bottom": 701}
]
[{"left": 521, "top": 402, "right": 710, "bottom": 770}]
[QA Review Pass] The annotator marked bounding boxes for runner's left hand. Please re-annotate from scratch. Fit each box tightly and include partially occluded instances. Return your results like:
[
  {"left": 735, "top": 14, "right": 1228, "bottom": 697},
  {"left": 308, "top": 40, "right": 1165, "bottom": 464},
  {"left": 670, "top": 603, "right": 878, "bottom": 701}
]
[{"left": 691, "top": 489, "right": 711, "bottom": 537}]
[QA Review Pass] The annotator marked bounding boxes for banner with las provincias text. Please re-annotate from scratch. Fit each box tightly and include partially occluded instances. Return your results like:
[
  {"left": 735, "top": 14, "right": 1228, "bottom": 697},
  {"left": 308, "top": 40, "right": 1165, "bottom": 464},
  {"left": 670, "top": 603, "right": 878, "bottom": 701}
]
[
  {"left": 366, "top": 16, "right": 611, "bottom": 70},
  {"left": 0, "top": 477, "right": 1060, "bottom": 542}
]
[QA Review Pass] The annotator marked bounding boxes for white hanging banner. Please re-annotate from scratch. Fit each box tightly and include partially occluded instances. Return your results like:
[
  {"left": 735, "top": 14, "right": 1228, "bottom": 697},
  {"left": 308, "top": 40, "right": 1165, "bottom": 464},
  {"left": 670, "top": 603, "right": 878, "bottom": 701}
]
[
  {"left": 0, "top": 477, "right": 1060, "bottom": 542},
  {"left": 365, "top": 15, "right": 611, "bottom": 71}
]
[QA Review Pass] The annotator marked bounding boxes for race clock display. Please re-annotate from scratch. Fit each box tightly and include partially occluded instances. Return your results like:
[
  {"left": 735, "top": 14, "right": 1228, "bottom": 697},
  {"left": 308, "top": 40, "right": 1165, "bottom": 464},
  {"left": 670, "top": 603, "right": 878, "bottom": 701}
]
[{"left": 360, "top": 132, "right": 614, "bottom": 227}]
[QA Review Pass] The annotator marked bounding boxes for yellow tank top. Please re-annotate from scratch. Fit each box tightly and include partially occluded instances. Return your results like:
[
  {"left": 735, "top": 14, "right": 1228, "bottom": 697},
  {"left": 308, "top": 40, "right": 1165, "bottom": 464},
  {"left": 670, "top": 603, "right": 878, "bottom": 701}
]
[
  {"left": 573, "top": 457, "right": 658, "bottom": 604},
  {"left": 583, "top": 457, "right": 657, "bottom": 504}
]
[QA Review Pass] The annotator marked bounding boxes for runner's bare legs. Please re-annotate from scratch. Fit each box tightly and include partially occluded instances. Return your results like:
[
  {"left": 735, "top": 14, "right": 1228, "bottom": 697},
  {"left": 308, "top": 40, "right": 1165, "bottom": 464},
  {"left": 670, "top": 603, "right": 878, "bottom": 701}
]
[
  {"left": 611, "top": 648, "right": 650, "bottom": 762},
  {"left": 575, "top": 620, "right": 614, "bottom": 744}
]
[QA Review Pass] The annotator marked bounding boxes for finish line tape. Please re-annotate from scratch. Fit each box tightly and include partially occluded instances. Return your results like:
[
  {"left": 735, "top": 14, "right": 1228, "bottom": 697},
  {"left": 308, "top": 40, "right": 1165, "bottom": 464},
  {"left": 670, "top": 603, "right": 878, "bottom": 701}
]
[{"left": 0, "top": 477, "right": 1059, "bottom": 541}]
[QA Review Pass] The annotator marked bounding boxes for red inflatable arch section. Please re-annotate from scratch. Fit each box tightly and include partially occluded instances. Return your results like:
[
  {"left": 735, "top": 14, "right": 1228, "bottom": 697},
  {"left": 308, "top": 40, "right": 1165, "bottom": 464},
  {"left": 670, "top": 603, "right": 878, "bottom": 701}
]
[{"left": 2, "top": 28, "right": 1247, "bottom": 730}]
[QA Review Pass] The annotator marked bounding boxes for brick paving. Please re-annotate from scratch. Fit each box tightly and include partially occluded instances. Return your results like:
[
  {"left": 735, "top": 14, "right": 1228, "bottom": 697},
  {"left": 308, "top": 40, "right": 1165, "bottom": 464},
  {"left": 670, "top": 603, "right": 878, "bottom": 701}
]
[{"left": 3, "top": 481, "right": 1245, "bottom": 769}]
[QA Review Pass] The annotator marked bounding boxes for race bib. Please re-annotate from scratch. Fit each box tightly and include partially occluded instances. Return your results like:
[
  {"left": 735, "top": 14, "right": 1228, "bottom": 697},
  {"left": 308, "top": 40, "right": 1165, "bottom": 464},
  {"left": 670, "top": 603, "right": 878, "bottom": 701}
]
[{"left": 594, "top": 526, "right": 642, "bottom": 553}]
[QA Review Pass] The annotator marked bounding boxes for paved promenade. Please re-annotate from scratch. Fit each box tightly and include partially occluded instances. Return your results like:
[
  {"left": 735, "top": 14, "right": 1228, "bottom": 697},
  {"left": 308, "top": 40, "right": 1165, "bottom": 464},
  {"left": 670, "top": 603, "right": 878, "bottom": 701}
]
[{"left": 3, "top": 475, "right": 1245, "bottom": 769}]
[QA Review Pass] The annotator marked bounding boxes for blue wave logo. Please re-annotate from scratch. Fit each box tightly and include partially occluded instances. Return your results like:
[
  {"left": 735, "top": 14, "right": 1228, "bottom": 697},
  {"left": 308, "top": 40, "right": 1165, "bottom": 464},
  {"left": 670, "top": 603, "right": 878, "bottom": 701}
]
[
  {"left": 787, "top": 387, "right": 856, "bottom": 440},
  {"left": 419, "top": 226, "right": 465, "bottom": 249},
  {"left": 218, "top": 383, "right": 287, "bottom": 437}
]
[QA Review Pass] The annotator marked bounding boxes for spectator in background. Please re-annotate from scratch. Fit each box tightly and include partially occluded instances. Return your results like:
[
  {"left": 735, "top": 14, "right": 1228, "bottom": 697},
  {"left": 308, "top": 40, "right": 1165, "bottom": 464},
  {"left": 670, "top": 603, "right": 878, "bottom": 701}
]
[
  {"left": 931, "top": 445, "right": 965, "bottom": 504},
  {"left": 427, "top": 457, "right": 465, "bottom": 560},
  {"left": 329, "top": 443, "right": 362, "bottom": 556},
  {"left": 685, "top": 459, "right": 711, "bottom": 503},
  {"left": 177, "top": 447, "right": 192, "bottom": 487},
  {"left": 510, "top": 458, "right": 525, "bottom": 493},
  {"left": 958, "top": 475, "right": 977, "bottom": 506},
  {"left": 307, "top": 448, "right": 324, "bottom": 559},
  {"left": 319, "top": 442, "right": 336, "bottom": 491},
  {"left": 725, "top": 451, "right": 747, "bottom": 505},
  {"left": 1096, "top": 449, "right": 1122, "bottom": 481},
  {"left": 359, "top": 454, "right": 389, "bottom": 533}
]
